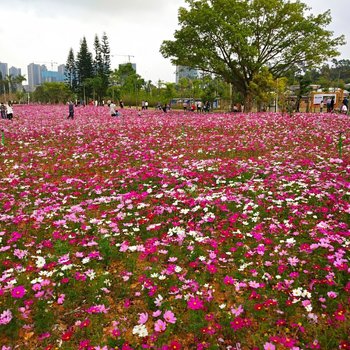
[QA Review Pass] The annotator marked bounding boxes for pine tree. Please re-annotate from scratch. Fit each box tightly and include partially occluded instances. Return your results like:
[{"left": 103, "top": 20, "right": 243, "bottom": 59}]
[
  {"left": 101, "top": 32, "right": 111, "bottom": 86},
  {"left": 93, "top": 34, "right": 104, "bottom": 77},
  {"left": 65, "top": 48, "right": 78, "bottom": 92},
  {"left": 76, "top": 37, "right": 94, "bottom": 101}
]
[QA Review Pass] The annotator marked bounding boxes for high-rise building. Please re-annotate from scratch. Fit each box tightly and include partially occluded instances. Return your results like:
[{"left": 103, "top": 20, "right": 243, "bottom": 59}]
[
  {"left": 58, "top": 64, "right": 65, "bottom": 76},
  {"left": 0, "top": 62, "right": 8, "bottom": 78},
  {"left": 9, "top": 66, "right": 22, "bottom": 77},
  {"left": 41, "top": 70, "right": 65, "bottom": 83},
  {"left": 175, "top": 65, "right": 198, "bottom": 84},
  {"left": 27, "top": 63, "right": 42, "bottom": 91}
]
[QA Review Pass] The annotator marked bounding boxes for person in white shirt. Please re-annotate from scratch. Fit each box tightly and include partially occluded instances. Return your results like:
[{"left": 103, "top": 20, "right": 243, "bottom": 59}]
[
  {"left": 109, "top": 101, "right": 117, "bottom": 116},
  {"left": 6, "top": 103, "right": 13, "bottom": 120},
  {"left": 341, "top": 103, "right": 348, "bottom": 114}
]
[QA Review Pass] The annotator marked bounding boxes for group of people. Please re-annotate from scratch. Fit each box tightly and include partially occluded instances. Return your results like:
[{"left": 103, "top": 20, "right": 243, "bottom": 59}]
[
  {"left": 320, "top": 96, "right": 348, "bottom": 114},
  {"left": 141, "top": 101, "right": 149, "bottom": 110},
  {"left": 182, "top": 100, "right": 211, "bottom": 112},
  {"left": 0, "top": 102, "right": 14, "bottom": 120}
]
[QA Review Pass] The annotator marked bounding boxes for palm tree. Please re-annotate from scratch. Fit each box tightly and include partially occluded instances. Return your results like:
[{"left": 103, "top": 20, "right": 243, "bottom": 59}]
[{"left": 13, "top": 75, "right": 26, "bottom": 91}]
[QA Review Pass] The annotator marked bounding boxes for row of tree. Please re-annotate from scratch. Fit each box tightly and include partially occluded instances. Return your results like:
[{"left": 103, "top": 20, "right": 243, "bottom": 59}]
[
  {"left": 65, "top": 32, "right": 111, "bottom": 103},
  {"left": 24, "top": 0, "right": 348, "bottom": 112}
]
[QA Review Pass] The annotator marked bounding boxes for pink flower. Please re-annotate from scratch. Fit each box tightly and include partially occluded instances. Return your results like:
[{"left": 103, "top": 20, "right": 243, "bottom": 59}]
[
  {"left": 154, "top": 319, "right": 167, "bottom": 332},
  {"left": 85, "top": 304, "right": 109, "bottom": 314},
  {"left": 187, "top": 297, "right": 204, "bottom": 310},
  {"left": 152, "top": 310, "right": 162, "bottom": 317},
  {"left": 0, "top": 309, "right": 13, "bottom": 325},
  {"left": 57, "top": 294, "right": 65, "bottom": 304},
  {"left": 263, "top": 343, "right": 276, "bottom": 350},
  {"left": 231, "top": 304, "right": 244, "bottom": 317},
  {"left": 138, "top": 312, "right": 148, "bottom": 324},
  {"left": 327, "top": 291, "right": 338, "bottom": 298},
  {"left": 11, "top": 285, "right": 26, "bottom": 299},
  {"left": 164, "top": 310, "right": 177, "bottom": 324}
]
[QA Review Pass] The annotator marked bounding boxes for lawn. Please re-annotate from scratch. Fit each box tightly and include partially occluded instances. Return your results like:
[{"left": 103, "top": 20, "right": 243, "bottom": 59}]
[{"left": 0, "top": 105, "right": 349, "bottom": 349}]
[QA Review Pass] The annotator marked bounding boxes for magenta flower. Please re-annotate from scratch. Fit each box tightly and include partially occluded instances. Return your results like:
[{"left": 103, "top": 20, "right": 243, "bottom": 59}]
[
  {"left": 11, "top": 285, "right": 26, "bottom": 299},
  {"left": 187, "top": 296, "right": 204, "bottom": 310},
  {"left": 164, "top": 310, "right": 177, "bottom": 324},
  {"left": 206, "top": 264, "right": 217, "bottom": 274},
  {"left": 223, "top": 275, "right": 235, "bottom": 285},
  {"left": 230, "top": 317, "right": 251, "bottom": 331}
]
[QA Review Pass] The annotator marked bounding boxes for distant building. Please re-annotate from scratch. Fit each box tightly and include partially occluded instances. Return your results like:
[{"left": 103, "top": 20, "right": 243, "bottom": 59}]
[
  {"left": 27, "top": 63, "right": 65, "bottom": 91},
  {"left": 57, "top": 64, "right": 65, "bottom": 76},
  {"left": 9, "top": 66, "right": 22, "bottom": 77},
  {"left": 27, "top": 63, "right": 42, "bottom": 91},
  {"left": 175, "top": 65, "right": 198, "bottom": 84},
  {"left": 41, "top": 70, "right": 65, "bottom": 83},
  {"left": 0, "top": 62, "right": 8, "bottom": 78}
]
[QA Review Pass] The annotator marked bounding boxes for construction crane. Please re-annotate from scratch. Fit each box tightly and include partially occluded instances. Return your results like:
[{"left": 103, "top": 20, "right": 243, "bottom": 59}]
[
  {"left": 113, "top": 54, "right": 135, "bottom": 63},
  {"left": 35, "top": 61, "right": 58, "bottom": 70}
]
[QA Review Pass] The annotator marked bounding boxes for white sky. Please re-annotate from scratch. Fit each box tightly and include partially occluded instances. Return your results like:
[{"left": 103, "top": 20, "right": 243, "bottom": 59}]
[{"left": 0, "top": 0, "right": 349, "bottom": 84}]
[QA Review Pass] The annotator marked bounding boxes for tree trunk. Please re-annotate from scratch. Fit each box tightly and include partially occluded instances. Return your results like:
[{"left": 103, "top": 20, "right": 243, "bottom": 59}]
[{"left": 244, "top": 93, "right": 253, "bottom": 113}]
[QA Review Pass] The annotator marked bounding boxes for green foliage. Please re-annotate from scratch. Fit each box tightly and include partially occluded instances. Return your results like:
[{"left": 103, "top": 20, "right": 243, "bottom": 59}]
[
  {"left": 160, "top": 0, "right": 345, "bottom": 111},
  {"left": 33, "top": 300, "right": 56, "bottom": 334},
  {"left": 65, "top": 48, "right": 78, "bottom": 92},
  {"left": 249, "top": 67, "right": 275, "bottom": 111},
  {"left": 32, "top": 82, "right": 73, "bottom": 103},
  {"left": 76, "top": 37, "right": 94, "bottom": 100}
]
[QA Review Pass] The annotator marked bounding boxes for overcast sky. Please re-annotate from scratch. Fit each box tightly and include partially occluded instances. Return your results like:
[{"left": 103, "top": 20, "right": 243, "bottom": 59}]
[{"left": 0, "top": 0, "right": 349, "bottom": 84}]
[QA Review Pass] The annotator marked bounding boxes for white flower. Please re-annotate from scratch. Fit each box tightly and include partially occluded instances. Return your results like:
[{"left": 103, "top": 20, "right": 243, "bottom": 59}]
[
  {"left": 35, "top": 256, "right": 46, "bottom": 268},
  {"left": 174, "top": 266, "right": 182, "bottom": 273},
  {"left": 82, "top": 257, "right": 90, "bottom": 264},
  {"left": 155, "top": 294, "right": 163, "bottom": 306},
  {"left": 132, "top": 324, "right": 148, "bottom": 337}
]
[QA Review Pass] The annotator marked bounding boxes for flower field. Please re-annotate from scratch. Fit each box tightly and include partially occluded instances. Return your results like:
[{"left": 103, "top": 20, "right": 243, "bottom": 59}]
[{"left": 0, "top": 105, "right": 349, "bottom": 350}]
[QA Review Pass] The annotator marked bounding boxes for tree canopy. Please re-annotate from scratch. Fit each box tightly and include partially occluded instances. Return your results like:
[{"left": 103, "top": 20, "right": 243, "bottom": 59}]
[{"left": 160, "top": 0, "right": 345, "bottom": 110}]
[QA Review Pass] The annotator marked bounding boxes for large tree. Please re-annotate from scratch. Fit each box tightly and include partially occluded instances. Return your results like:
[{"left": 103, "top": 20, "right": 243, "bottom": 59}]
[
  {"left": 76, "top": 37, "right": 94, "bottom": 100},
  {"left": 160, "top": 0, "right": 345, "bottom": 111},
  {"left": 93, "top": 32, "right": 111, "bottom": 101},
  {"left": 101, "top": 32, "right": 111, "bottom": 82},
  {"left": 65, "top": 48, "right": 78, "bottom": 92}
]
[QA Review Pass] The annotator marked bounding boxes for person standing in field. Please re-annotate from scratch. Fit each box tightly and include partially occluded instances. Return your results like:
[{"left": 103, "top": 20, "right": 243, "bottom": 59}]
[
  {"left": 0, "top": 103, "right": 6, "bottom": 119},
  {"left": 67, "top": 101, "right": 74, "bottom": 119},
  {"left": 6, "top": 102, "right": 13, "bottom": 120},
  {"left": 320, "top": 100, "right": 324, "bottom": 113}
]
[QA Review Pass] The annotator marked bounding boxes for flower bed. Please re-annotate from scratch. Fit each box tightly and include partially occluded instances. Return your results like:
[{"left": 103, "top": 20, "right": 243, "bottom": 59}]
[{"left": 0, "top": 105, "right": 349, "bottom": 349}]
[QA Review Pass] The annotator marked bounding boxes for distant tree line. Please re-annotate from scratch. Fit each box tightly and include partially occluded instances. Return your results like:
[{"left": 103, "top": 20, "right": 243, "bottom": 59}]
[{"left": 28, "top": 0, "right": 349, "bottom": 112}]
